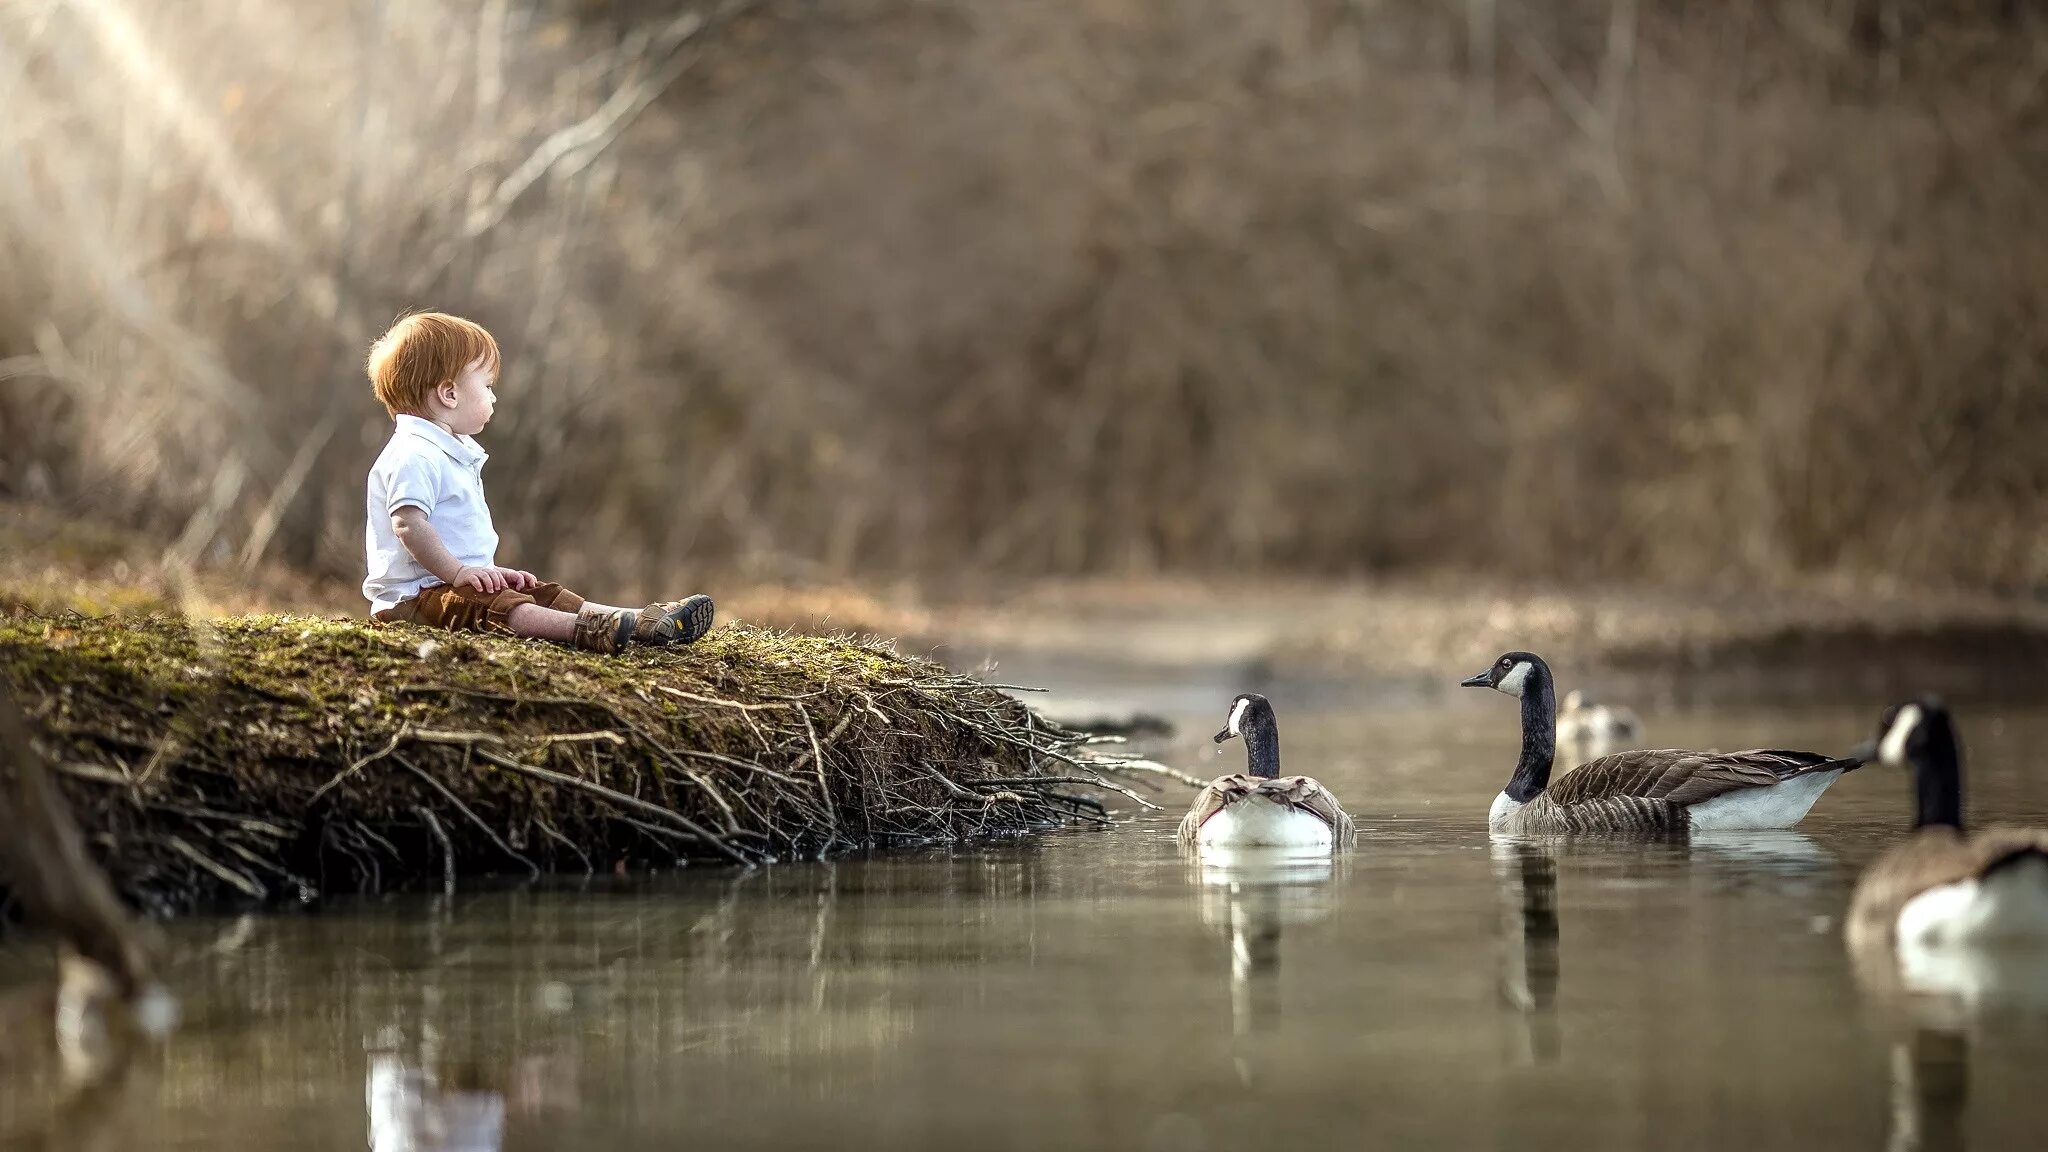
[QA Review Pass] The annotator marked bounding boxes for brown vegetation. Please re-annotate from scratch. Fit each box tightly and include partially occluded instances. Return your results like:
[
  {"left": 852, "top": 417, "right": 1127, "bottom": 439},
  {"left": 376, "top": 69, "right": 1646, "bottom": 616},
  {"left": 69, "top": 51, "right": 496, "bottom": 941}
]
[
  {"left": 0, "top": 611, "right": 1155, "bottom": 912},
  {"left": 1, "top": 1, "right": 2044, "bottom": 594}
]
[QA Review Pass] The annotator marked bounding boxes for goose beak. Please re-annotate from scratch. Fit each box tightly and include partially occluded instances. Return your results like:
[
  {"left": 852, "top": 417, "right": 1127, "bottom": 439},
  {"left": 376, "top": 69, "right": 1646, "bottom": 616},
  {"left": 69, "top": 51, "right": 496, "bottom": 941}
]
[
  {"left": 1213, "top": 728, "right": 1235, "bottom": 744},
  {"left": 1849, "top": 739, "right": 1879, "bottom": 764},
  {"left": 1459, "top": 670, "right": 1492, "bottom": 689}
]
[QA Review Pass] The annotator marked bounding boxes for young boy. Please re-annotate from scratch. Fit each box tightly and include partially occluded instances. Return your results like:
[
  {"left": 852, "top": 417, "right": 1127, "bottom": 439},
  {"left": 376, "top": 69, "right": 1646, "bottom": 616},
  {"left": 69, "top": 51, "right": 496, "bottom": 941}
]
[{"left": 362, "top": 312, "right": 713, "bottom": 653}]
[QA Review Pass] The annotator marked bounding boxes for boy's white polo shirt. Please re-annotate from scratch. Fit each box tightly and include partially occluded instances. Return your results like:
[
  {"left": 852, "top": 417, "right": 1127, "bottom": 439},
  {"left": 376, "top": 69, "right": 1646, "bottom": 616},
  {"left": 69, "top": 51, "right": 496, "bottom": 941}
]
[{"left": 362, "top": 414, "right": 501, "bottom": 613}]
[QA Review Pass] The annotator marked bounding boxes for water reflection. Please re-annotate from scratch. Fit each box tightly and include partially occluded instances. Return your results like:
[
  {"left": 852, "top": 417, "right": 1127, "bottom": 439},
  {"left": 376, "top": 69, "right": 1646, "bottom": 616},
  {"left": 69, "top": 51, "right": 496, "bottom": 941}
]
[
  {"left": 1848, "top": 884, "right": 2048, "bottom": 1152},
  {"left": 12, "top": 1063, "right": 162, "bottom": 1152},
  {"left": 2, "top": 701, "right": 2045, "bottom": 1150},
  {"left": 368, "top": 1050, "right": 506, "bottom": 1152},
  {"left": 1885, "top": 1026, "right": 1969, "bottom": 1152},
  {"left": 1189, "top": 848, "right": 1340, "bottom": 1042},
  {"left": 1685, "top": 830, "right": 1832, "bottom": 875},
  {"left": 1491, "top": 842, "right": 1560, "bottom": 1066},
  {"left": 1850, "top": 918, "right": 2048, "bottom": 1024}
]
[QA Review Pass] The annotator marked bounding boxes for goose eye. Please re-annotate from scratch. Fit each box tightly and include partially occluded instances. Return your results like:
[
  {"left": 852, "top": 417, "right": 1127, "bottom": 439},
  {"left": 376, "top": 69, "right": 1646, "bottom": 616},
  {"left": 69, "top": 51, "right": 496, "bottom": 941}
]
[{"left": 1498, "top": 657, "right": 1511, "bottom": 668}]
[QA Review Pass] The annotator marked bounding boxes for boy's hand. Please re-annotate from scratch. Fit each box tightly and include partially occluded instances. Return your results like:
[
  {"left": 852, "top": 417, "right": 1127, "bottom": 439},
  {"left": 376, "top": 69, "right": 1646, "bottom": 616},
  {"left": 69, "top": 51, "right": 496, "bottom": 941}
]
[{"left": 453, "top": 566, "right": 538, "bottom": 594}]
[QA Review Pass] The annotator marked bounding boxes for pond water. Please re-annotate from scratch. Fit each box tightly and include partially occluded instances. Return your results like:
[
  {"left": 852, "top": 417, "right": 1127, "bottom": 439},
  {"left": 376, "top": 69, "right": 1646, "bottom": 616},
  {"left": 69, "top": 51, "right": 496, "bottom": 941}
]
[{"left": 7, "top": 675, "right": 2048, "bottom": 1150}]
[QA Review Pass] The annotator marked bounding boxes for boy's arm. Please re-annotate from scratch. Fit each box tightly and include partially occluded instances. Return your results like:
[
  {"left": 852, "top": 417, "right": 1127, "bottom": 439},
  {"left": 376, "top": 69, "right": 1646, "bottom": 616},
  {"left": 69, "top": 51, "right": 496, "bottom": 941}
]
[{"left": 390, "top": 508, "right": 535, "bottom": 594}]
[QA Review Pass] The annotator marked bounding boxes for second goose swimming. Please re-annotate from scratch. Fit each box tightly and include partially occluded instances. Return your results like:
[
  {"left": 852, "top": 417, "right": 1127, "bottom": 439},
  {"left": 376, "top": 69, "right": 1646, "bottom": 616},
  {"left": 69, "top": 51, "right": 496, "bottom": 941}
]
[
  {"left": 1847, "top": 700, "right": 2048, "bottom": 950},
  {"left": 1179, "top": 694, "right": 1355, "bottom": 849},
  {"left": 1461, "top": 651, "right": 1864, "bottom": 836}
]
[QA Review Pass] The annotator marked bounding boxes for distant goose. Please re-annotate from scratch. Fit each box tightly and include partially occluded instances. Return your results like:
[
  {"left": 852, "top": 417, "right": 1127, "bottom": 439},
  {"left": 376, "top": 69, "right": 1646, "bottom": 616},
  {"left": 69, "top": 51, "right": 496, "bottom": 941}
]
[
  {"left": 1178, "top": 694, "right": 1354, "bottom": 849},
  {"left": 1848, "top": 700, "right": 2048, "bottom": 950},
  {"left": 1557, "top": 689, "right": 1642, "bottom": 758},
  {"left": 1460, "top": 651, "right": 1864, "bottom": 835}
]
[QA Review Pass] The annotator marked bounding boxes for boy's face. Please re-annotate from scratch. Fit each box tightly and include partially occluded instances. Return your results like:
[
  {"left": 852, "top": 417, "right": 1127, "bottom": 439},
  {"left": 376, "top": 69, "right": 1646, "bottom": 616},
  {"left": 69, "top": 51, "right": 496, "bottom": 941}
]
[{"left": 432, "top": 356, "right": 497, "bottom": 436}]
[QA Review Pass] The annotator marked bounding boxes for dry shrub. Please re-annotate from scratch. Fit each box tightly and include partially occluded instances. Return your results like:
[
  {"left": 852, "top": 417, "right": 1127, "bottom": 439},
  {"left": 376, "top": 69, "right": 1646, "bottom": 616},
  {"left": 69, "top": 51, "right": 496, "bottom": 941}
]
[{"left": 0, "top": 0, "right": 2042, "bottom": 593}]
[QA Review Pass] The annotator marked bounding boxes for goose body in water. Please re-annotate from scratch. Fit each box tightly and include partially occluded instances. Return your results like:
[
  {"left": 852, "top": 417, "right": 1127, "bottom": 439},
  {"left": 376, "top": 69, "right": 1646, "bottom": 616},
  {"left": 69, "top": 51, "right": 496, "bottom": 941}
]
[
  {"left": 1461, "top": 651, "right": 1863, "bottom": 836},
  {"left": 1848, "top": 701, "right": 2048, "bottom": 953},
  {"left": 1178, "top": 694, "right": 1354, "bottom": 849}
]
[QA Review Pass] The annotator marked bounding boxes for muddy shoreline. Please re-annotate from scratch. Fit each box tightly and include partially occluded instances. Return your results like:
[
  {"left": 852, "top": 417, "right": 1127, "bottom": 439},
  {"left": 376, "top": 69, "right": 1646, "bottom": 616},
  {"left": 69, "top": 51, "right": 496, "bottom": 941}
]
[{"left": 8, "top": 499, "right": 2046, "bottom": 712}]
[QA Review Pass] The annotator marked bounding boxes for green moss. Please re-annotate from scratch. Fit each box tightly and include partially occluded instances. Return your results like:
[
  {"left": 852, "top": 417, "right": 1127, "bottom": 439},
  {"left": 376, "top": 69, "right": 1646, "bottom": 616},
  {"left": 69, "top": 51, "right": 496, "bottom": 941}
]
[{"left": 1, "top": 613, "right": 1118, "bottom": 913}]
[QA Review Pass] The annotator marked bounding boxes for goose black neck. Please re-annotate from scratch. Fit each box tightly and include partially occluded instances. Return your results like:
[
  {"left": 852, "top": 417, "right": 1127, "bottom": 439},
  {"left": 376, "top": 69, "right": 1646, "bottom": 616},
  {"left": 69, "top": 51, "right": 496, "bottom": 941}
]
[
  {"left": 1241, "top": 714, "right": 1282, "bottom": 780},
  {"left": 1910, "top": 719, "right": 1964, "bottom": 831},
  {"left": 1505, "top": 667, "right": 1557, "bottom": 803}
]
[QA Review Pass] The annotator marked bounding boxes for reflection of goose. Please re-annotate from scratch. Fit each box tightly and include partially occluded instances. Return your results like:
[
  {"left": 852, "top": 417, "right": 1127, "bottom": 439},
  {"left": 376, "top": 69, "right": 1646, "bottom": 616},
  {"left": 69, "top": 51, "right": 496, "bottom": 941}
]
[
  {"left": 1685, "top": 830, "right": 1835, "bottom": 892},
  {"left": 1192, "top": 848, "right": 1339, "bottom": 1039},
  {"left": 1180, "top": 694, "right": 1353, "bottom": 849},
  {"left": 1886, "top": 1027, "right": 1970, "bottom": 1152},
  {"left": 1461, "top": 651, "right": 1864, "bottom": 835},
  {"left": 1557, "top": 689, "right": 1642, "bottom": 763},
  {"left": 1490, "top": 842, "right": 1560, "bottom": 1065},
  {"left": 368, "top": 1052, "right": 508, "bottom": 1152}
]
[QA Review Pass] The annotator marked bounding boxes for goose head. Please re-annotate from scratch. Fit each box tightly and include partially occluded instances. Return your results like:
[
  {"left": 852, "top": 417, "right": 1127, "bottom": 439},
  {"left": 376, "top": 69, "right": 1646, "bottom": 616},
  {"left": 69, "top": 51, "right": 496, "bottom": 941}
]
[
  {"left": 1853, "top": 698, "right": 1964, "bottom": 830},
  {"left": 1852, "top": 699, "right": 1957, "bottom": 770},
  {"left": 1214, "top": 693, "right": 1275, "bottom": 744},
  {"left": 1460, "top": 651, "right": 1550, "bottom": 699},
  {"left": 1215, "top": 693, "right": 1281, "bottom": 780}
]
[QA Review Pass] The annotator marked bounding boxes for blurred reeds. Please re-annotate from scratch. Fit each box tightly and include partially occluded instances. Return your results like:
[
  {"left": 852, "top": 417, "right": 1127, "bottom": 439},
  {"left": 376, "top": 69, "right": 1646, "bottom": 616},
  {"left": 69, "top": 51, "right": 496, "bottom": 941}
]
[{"left": 1, "top": 0, "right": 2043, "bottom": 597}]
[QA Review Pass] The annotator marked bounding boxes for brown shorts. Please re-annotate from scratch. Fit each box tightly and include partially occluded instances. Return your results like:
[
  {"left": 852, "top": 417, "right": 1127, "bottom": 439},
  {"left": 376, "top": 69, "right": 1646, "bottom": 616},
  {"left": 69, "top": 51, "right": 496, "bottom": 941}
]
[{"left": 373, "top": 581, "right": 586, "bottom": 634}]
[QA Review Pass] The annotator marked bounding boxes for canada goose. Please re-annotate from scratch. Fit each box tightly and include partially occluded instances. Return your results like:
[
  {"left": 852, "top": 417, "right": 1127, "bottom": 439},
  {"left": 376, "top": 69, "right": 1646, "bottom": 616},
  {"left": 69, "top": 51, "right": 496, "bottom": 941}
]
[
  {"left": 1557, "top": 688, "right": 1642, "bottom": 760},
  {"left": 0, "top": 688, "right": 176, "bottom": 1085},
  {"left": 1460, "top": 651, "right": 1863, "bottom": 835},
  {"left": 1179, "top": 694, "right": 1354, "bottom": 849},
  {"left": 1847, "top": 700, "right": 2048, "bottom": 951}
]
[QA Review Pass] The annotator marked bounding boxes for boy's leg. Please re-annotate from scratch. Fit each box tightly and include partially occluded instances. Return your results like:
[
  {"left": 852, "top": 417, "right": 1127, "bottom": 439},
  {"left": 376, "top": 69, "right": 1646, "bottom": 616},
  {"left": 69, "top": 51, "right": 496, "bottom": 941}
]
[
  {"left": 524, "top": 583, "right": 638, "bottom": 652},
  {"left": 503, "top": 604, "right": 576, "bottom": 644},
  {"left": 506, "top": 601, "right": 642, "bottom": 654},
  {"left": 385, "top": 583, "right": 617, "bottom": 650},
  {"left": 544, "top": 589, "right": 715, "bottom": 646},
  {"left": 381, "top": 581, "right": 707, "bottom": 652}
]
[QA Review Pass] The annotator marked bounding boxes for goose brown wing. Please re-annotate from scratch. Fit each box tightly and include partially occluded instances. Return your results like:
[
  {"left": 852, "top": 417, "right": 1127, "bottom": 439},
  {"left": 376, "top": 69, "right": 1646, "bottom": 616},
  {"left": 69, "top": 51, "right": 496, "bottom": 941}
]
[
  {"left": 1178, "top": 776, "right": 1256, "bottom": 842},
  {"left": 1852, "top": 825, "right": 2048, "bottom": 940},
  {"left": 1971, "top": 826, "right": 2048, "bottom": 875},
  {"left": 1256, "top": 776, "right": 1355, "bottom": 841},
  {"left": 1547, "top": 748, "right": 1848, "bottom": 810},
  {"left": 1850, "top": 828, "right": 1988, "bottom": 936}
]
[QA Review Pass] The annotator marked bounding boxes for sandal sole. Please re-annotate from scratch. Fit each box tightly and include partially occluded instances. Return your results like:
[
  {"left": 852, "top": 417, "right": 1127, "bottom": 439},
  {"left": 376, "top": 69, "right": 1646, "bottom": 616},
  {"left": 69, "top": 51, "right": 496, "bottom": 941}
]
[{"left": 672, "top": 594, "right": 715, "bottom": 643}]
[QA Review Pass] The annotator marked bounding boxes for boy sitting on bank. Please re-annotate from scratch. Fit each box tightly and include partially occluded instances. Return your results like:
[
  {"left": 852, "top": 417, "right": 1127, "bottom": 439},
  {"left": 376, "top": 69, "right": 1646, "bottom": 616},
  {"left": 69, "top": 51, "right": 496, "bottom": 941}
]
[{"left": 362, "top": 312, "right": 713, "bottom": 653}]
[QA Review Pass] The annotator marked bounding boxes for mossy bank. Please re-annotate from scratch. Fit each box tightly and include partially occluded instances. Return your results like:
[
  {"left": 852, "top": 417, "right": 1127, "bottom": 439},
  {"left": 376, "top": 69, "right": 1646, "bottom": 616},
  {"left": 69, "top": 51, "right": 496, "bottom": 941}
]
[{"left": 0, "top": 614, "right": 1140, "bottom": 913}]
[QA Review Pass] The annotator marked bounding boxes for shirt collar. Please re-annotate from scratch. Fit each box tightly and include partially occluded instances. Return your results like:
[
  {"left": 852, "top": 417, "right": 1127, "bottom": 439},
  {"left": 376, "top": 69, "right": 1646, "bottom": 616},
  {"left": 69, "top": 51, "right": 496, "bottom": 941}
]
[{"left": 394, "top": 414, "right": 488, "bottom": 468}]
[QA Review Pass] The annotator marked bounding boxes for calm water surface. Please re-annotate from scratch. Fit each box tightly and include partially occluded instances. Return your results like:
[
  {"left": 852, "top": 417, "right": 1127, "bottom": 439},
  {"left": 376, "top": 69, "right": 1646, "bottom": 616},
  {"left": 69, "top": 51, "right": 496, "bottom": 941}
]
[{"left": 9, "top": 685, "right": 2048, "bottom": 1150}]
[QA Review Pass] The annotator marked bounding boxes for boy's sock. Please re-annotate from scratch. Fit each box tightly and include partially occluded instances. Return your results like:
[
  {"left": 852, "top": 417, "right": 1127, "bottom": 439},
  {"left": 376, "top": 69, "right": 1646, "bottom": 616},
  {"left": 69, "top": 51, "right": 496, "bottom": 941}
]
[
  {"left": 631, "top": 594, "right": 716, "bottom": 646},
  {"left": 572, "top": 607, "right": 636, "bottom": 654}
]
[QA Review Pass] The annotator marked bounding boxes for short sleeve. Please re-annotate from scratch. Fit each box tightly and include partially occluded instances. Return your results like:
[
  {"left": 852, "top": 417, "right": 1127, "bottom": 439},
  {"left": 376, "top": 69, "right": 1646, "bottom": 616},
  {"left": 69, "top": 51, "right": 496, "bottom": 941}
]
[{"left": 383, "top": 450, "right": 442, "bottom": 517}]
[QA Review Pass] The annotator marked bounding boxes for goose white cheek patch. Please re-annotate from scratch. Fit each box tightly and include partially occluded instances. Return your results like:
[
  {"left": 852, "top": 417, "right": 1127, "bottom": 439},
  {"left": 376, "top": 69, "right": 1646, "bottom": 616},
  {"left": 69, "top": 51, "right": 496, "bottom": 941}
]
[
  {"left": 1497, "top": 662, "right": 1532, "bottom": 698},
  {"left": 1879, "top": 704, "right": 1923, "bottom": 767},
  {"left": 1227, "top": 697, "right": 1250, "bottom": 736}
]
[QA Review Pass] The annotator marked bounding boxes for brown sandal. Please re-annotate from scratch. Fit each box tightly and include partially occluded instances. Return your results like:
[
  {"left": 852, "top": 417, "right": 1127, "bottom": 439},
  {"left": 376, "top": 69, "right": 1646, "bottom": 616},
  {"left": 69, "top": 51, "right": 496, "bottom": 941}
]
[
  {"left": 631, "top": 594, "right": 715, "bottom": 646},
  {"left": 572, "top": 607, "right": 636, "bottom": 654}
]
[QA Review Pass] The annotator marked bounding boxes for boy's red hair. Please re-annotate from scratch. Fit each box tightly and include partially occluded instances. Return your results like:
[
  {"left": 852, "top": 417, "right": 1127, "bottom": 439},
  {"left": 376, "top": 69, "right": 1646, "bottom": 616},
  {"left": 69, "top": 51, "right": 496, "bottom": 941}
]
[{"left": 366, "top": 312, "right": 501, "bottom": 418}]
